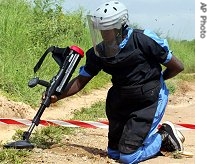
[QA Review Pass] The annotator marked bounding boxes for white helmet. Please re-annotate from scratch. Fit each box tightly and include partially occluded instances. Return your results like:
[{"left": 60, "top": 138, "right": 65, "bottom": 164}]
[
  {"left": 91, "top": 0, "right": 129, "bottom": 30},
  {"left": 87, "top": 1, "right": 129, "bottom": 57}
]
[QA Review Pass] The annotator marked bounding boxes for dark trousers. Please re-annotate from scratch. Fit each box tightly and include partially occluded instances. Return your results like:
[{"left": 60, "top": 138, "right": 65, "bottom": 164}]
[{"left": 106, "top": 81, "right": 160, "bottom": 154}]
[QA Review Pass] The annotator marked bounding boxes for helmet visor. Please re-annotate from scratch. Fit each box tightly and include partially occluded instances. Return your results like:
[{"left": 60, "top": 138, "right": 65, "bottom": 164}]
[{"left": 87, "top": 15, "right": 122, "bottom": 58}]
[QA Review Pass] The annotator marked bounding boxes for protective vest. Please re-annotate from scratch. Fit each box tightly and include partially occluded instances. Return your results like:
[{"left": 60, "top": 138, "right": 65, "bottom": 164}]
[{"left": 85, "top": 29, "right": 168, "bottom": 86}]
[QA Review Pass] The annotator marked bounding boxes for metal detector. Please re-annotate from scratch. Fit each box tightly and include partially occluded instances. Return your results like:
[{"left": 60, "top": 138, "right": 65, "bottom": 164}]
[{"left": 3, "top": 45, "right": 84, "bottom": 149}]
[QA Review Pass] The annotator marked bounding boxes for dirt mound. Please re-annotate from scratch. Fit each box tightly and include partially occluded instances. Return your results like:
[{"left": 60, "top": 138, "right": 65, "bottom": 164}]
[{"left": 0, "top": 96, "right": 36, "bottom": 118}]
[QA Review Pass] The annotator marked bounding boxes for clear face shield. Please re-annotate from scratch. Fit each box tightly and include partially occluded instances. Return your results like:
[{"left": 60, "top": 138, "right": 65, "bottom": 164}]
[{"left": 87, "top": 15, "right": 123, "bottom": 58}]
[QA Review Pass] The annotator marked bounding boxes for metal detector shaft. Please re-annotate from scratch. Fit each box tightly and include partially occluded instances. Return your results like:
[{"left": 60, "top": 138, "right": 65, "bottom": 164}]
[
  {"left": 22, "top": 98, "right": 49, "bottom": 140},
  {"left": 22, "top": 45, "right": 84, "bottom": 141},
  {"left": 4, "top": 45, "right": 84, "bottom": 149}
]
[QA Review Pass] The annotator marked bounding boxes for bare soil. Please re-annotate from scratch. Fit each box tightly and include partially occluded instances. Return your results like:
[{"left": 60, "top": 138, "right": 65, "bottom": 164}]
[{"left": 0, "top": 81, "right": 195, "bottom": 164}]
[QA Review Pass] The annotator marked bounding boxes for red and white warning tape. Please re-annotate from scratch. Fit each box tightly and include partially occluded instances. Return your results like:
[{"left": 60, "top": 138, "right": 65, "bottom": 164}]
[{"left": 0, "top": 118, "right": 195, "bottom": 130}]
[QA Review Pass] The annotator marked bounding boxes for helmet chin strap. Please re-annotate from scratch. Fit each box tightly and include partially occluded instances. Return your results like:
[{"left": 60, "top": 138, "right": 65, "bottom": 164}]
[{"left": 122, "top": 24, "right": 129, "bottom": 37}]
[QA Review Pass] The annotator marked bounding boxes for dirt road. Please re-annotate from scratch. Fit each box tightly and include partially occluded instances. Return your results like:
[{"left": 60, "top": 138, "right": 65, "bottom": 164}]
[{"left": 0, "top": 81, "right": 195, "bottom": 164}]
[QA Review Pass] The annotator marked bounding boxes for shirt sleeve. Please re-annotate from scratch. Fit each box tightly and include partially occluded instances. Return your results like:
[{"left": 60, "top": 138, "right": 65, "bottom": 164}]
[
  {"left": 79, "top": 47, "right": 102, "bottom": 77},
  {"left": 143, "top": 29, "right": 173, "bottom": 64},
  {"left": 79, "top": 66, "right": 91, "bottom": 77}
]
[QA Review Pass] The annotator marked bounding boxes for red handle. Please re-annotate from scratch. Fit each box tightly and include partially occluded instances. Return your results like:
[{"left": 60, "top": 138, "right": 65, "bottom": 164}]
[{"left": 70, "top": 45, "right": 84, "bottom": 57}]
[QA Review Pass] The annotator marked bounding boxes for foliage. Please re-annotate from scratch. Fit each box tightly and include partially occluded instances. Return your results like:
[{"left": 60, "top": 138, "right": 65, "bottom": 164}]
[
  {"left": 0, "top": 0, "right": 195, "bottom": 108},
  {"left": 0, "top": 147, "right": 30, "bottom": 163},
  {"left": 0, "top": 0, "right": 91, "bottom": 107},
  {"left": 29, "top": 126, "right": 63, "bottom": 149},
  {"left": 11, "top": 126, "right": 75, "bottom": 149},
  {"left": 168, "top": 39, "right": 195, "bottom": 73},
  {"left": 73, "top": 100, "right": 106, "bottom": 121}
]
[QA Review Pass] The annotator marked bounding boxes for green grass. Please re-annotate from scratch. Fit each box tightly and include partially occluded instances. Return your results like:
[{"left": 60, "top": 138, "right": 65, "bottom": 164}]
[
  {"left": 0, "top": 0, "right": 195, "bottom": 108},
  {"left": 168, "top": 39, "right": 195, "bottom": 73},
  {"left": 0, "top": 146, "right": 31, "bottom": 164},
  {"left": 73, "top": 100, "right": 106, "bottom": 121}
]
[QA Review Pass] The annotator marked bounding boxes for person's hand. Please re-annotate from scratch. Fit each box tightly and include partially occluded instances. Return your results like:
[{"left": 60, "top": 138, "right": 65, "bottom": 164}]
[{"left": 41, "top": 92, "right": 59, "bottom": 104}]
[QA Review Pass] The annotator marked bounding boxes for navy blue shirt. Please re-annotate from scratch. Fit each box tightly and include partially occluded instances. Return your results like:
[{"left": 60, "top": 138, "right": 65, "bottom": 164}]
[{"left": 79, "top": 28, "right": 172, "bottom": 86}]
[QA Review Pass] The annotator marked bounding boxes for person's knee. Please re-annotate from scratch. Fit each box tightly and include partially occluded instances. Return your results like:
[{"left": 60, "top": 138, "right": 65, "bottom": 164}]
[
  {"left": 119, "top": 136, "right": 143, "bottom": 154},
  {"left": 119, "top": 151, "right": 141, "bottom": 164},
  {"left": 120, "top": 155, "right": 134, "bottom": 164},
  {"left": 118, "top": 139, "right": 143, "bottom": 163},
  {"left": 107, "top": 147, "right": 120, "bottom": 160}
]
